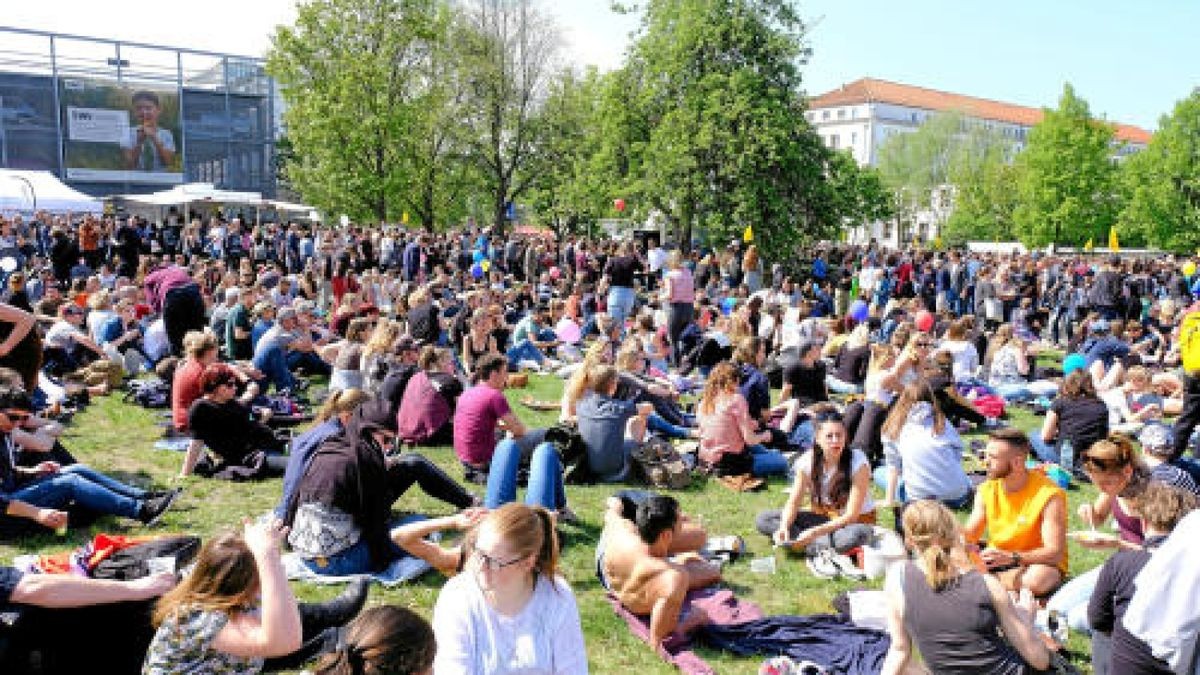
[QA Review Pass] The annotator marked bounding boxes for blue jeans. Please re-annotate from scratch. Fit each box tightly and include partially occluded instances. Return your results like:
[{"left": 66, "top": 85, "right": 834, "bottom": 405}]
[
  {"left": 9, "top": 465, "right": 145, "bottom": 519},
  {"left": 607, "top": 286, "right": 636, "bottom": 329},
  {"left": 485, "top": 440, "right": 565, "bottom": 510},
  {"left": 254, "top": 345, "right": 295, "bottom": 392},
  {"left": 993, "top": 383, "right": 1033, "bottom": 403},
  {"left": 748, "top": 444, "right": 789, "bottom": 477},
  {"left": 301, "top": 515, "right": 423, "bottom": 576},
  {"left": 647, "top": 414, "right": 689, "bottom": 439},
  {"left": 505, "top": 340, "right": 545, "bottom": 369},
  {"left": 1029, "top": 433, "right": 1062, "bottom": 464},
  {"left": 1047, "top": 566, "right": 1098, "bottom": 633},
  {"left": 287, "top": 350, "right": 330, "bottom": 376}
]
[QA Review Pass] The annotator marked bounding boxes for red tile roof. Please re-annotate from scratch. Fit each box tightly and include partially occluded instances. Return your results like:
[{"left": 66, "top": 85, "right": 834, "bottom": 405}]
[{"left": 810, "top": 78, "right": 1152, "bottom": 145}]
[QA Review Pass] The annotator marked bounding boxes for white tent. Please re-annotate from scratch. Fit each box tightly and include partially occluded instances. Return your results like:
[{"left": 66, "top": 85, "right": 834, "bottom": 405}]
[
  {"left": 0, "top": 169, "right": 103, "bottom": 214},
  {"left": 118, "top": 182, "right": 264, "bottom": 207}
]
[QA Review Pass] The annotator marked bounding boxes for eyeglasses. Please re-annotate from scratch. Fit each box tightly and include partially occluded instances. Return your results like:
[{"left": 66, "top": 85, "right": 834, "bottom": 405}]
[{"left": 472, "top": 549, "right": 526, "bottom": 571}]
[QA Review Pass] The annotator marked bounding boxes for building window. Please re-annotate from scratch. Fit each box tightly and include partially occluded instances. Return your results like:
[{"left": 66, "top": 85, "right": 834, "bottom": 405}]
[
  {"left": 851, "top": 131, "right": 858, "bottom": 145},
  {"left": 837, "top": 108, "right": 846, "bottom": 119},
  {"left": 828, "top": 134, "right": 839, "bottom": 149},
  {"left": 822, "top": 110, "right": 830, "bottom": 120}
]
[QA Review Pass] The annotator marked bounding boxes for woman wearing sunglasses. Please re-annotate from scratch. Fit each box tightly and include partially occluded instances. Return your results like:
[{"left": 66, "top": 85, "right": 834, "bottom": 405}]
[
  {"left": 1045, "top": 432, "right": 1200, "bottom": 658},
  {"left": 432, "top": 503, "right": 587, "bottom": 674}
]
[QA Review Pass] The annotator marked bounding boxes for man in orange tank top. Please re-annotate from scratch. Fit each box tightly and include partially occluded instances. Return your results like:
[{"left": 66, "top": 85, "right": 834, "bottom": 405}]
[{"left": 963, "top": 428, "right": 1068, "bottom": 596}]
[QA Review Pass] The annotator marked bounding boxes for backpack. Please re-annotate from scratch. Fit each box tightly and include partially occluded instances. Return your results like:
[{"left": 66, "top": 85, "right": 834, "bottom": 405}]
[
  {"left": 545, "top": 424, "right": 593, "bottom": 485},
  {"left": 631, "top": 436, "right": 692, "bottom": 490},
  {"left": 124, "top": 378, "right": 171, "bottom": 409},
  {"left": 1181, "top": 310, "right": 1200, "bottom": 375},
  {"left": 91, "top": 535, "right": 202, "bottom": 580}
]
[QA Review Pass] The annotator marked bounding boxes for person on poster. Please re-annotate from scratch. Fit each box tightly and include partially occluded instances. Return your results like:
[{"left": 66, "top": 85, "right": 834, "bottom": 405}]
[{"left": 120, "top": 90, "right": 176, "bottom": 171}]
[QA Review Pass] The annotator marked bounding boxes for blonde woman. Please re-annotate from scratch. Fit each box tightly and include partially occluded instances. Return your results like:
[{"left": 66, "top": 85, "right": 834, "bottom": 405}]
[
  {"left": 431, "top": 504, "right": 587, "bottom": 674},
  {"left": 881, "top": 500, "right": 1050, "bottom": 675},
  {"left": 361, "top": 320, "right": 402, "bottom": 395}
]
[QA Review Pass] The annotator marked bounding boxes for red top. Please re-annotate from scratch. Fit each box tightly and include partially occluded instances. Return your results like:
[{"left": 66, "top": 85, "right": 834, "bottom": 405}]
[{"left": 171, "top": 358, "right": 206, "bottom": 431}]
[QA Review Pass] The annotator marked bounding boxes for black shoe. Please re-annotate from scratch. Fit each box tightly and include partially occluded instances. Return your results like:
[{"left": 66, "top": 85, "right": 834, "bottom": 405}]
[
  {"left": 138, "top": 489, "right": 181, "bottom": 526},
  {"left": 145, "top": 487, "right": 183, "bottom": 501},
  {"left": 299, "top": 577, "right": 370, "bottom": 634}
]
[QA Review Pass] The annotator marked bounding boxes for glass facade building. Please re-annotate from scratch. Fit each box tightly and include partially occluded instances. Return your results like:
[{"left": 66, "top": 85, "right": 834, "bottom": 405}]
[{"left": 0, "top": 26, "right": 278, "bottom": 198}]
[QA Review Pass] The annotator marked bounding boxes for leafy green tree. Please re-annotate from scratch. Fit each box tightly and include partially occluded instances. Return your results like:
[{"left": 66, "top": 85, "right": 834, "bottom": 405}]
[
  {"left": 876, "top": 112, "right": 963, "bottom": 241},
  {"left": 268, "top": 0, "right": 448, "bottom": 223},
  {"left": 1013, "top": 83, "right": 1118, "bottom": 247},
  {"left": 455, "top": 0, "right": 561, "bottom": 231},
  {"left": 1119, "top": 88, "right": 1200, "bottom": 251},
  {"left": 607, "top": 0, "right": 837, "bottom": 256},
  {"left": 942, "top": 124, "right": 1022, "bottom": 244},
  {"left": 825, "top": 150, "right": 894, "bottom": 233}
]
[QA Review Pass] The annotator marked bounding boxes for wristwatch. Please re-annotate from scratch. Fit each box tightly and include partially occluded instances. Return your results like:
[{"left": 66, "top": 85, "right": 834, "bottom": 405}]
[{"left": 1011, "top": 551, "right": 1021, "bottom": 565}]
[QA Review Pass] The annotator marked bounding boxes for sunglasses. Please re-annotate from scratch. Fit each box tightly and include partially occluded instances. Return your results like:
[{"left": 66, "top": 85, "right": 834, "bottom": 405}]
[
  {"left": 472, "top": 549, "right": 525, "bottom": 571},
  {"left": 915, "top": 341, "right": 933, "bottom": 348},
  {"left": 813, "top": 409, "right": 844, "bottom": 423},
  {"left": 1081, "top": 453, "right": 1120, "bottom": 472},
  {"left": 3, "top": 410, "right": 30, "bottom": 422}
]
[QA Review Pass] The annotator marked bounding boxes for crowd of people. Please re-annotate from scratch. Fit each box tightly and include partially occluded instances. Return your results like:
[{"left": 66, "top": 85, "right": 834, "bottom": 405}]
[{"left": 0, "top": 208, "right": 1198, "bottom": 673}]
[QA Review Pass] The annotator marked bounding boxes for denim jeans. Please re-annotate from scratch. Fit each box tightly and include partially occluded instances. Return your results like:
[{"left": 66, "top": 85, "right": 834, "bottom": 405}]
[
  {"left": 826, "top": 375, "right": 863, "bottom": 395},
  {"left": 1047, "top": 566, "right": 1099, "bottom": 633},
  {"left": 647, "top": 413, "right": 689, "bottom": 439},
  {"left": 505, "top": 340, "right": 546, "bottom": 369},
  {"left": 485, "top": 440, "right": 565, "bottom": 510},
  {"left": 253, "top": 345, "right": 295, "bottom": 392},
  {"left": 300, "top": 518, "right": 417, "bottom": 576},
  {"left": 9, "top": 464, "right": 145, "bottom": 519},
  {"left": 287, "top": 350, "right": 331, "bottom": 377},
  {"left": 1028, "top": 433, "right": 1063, "bottom": 464},
  {"left": 993, "top": 383, "right": 1033, "bottom": 403},
  {"left": 748, "top": 444, "right": 789, "bottom": 477},
  {"left": 607, "top": 285, "right": 636, "bottom": 330}
]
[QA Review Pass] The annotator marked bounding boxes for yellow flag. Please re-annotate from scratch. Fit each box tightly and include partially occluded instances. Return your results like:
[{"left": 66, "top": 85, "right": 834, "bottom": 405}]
[
  {"left": 1109, "top": 226, "right": 1119, "bottom": 252},
  {"left": 1084, "top": 237, "right": 1094, "bottom": 252},
  {"left": 933, "top": 236, "right": 943, "bottom": 250},
  {"left": 743, "top": 225, "right": 753, "bottom": 243},
  {"left": 402, "top": 211, "right": 410, "bottom": 225}
]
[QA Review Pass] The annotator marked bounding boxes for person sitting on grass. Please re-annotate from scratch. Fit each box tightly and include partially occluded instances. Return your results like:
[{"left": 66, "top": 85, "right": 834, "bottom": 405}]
[
  {"left": 0, "top": 385, "right": 178, "bottom": 534},
  {"left": 756, "top": 408, "right": 876, "bottom": 556},
  {"left": 431, "top": 503, "right": 587, "bottom": 674},
  {"left": 311, "top": 605, "right": 437, "bottom": 675},
  {"left": 395, "top": 345, "right": 463, "bottom": 447},
  {"left": 172, "top": 329, "right": 259, "bottom": 434},
  {"left": 576, "top": 364, "right": 654, "bottom": 483},
  {"left": 181, "top": 363, "right": 288, "bottom": 480},
  {"left": 144, "top": 518, "right": 370, "bottom": 674},
  {"left": 696, "top": 361, "right": 787, "bottom": 478},
  {"left": 284, "top": 398, "right": 476, "bottom": 577},
  {"left": 595, "top": 492, "right": 716, "bottom": 645},
  {"left": 876, "top": 382, "right": 973, "bottom": 510},
  {"left": 275, "top": 388, "right": 369, "bottom": 519},
  {"left": 963, "top": 428, "right": 1068, "bottom": 597},
  {"left": 880, "top": 500, "right": 1051, "bottom": 675},
  {"left": 452, "top": 353, "right": 551, "bottom": 485}
]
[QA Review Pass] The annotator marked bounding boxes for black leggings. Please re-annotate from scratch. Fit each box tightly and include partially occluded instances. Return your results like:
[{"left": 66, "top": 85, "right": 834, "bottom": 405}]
[
  {"left": 162, "top": 284, "right": 206, "bottom": 358},
  {"left": 387, "top": 452, "right": 474, "bottom": 509}
]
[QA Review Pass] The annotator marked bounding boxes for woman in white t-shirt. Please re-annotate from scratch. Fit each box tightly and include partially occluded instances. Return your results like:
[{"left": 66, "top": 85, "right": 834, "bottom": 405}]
[
  {"left": 935, "top": 317, "right": 980, "bottom": 382},
  {"left": 755, "top": 410, "right": 876, "bottom": 557},
  {"left": 432, "top": 503, "right": 588, "bottom": 675}
]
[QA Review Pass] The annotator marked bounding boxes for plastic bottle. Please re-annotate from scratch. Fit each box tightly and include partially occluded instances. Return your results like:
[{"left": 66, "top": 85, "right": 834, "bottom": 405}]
[{"left": 1060, "top": 439, "right": 1074, "bottom": 473}]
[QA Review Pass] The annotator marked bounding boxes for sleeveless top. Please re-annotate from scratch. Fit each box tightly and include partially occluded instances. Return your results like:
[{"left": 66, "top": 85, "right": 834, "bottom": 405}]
[
  {"left": 899, "top": 563, "right": 1032, "bottom": 674},
  {"left": 978, "top": 469, "right": 1068, "bottom": 574}
]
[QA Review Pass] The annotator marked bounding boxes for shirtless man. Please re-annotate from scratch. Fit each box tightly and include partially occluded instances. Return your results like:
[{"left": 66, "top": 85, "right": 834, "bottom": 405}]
[{"left": 596, "top": 491, "right": 721, "bottom": 645}]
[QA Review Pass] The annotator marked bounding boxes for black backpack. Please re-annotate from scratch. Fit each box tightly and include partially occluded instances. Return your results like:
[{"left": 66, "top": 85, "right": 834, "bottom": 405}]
[
  {"left": 545, "top": 424, "right": 593, "bottom": 485},
  {"left": 91, "top": 535, "right": 202, "bottom": 580}
]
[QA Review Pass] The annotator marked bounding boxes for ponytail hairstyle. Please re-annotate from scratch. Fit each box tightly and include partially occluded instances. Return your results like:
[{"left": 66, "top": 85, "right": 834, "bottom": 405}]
[
  {"left": 315, "top": 388, "right": 368, "bottom": 423},
  {"left": 312, "top": 606, "right": 436, "bottom": 675},
  {"left": 901, "top": 500, "right": 962, "bottom": 591},
  {"left": 480, "top": 503, "right": 560, "bottom": 584}
]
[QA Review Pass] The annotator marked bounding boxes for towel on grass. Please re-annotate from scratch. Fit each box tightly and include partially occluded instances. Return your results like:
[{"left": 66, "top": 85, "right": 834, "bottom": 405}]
[
  {"left": 697, "top": 613, "right": 890, "bottom": 675},
  {"left": 282, "top": 552, "right": 431, "bottom": 586},
  {"left": 607, "top": 587, "right": 764, "bottom": 675}
]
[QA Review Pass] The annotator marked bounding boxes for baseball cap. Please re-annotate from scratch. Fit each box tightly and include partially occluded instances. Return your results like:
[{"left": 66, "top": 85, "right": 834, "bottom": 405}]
[{"left": 1062, "top": 353, "right": 1088, "bottom": 375}]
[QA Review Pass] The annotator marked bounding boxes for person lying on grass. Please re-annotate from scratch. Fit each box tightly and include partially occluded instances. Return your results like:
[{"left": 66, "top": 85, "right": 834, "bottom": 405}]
[{"left": 596, "top": 491, "right": 717, "bottom": 645}]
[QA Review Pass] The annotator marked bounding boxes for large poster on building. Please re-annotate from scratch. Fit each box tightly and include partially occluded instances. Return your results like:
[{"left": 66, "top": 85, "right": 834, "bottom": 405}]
[{"left": 60, "top": 78, "right": 182, "bottom": 184}]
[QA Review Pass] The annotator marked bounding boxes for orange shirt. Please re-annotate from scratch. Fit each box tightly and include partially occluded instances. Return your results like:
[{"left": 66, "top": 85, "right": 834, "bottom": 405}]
[{"left": 979, "top": 469, "right": 1068, "bottom": 573}]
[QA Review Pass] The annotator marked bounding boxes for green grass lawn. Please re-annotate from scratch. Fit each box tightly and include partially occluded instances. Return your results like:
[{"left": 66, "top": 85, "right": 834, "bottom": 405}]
[{"left": 0, "top": 375, "right": 1105, "bottom": 674}]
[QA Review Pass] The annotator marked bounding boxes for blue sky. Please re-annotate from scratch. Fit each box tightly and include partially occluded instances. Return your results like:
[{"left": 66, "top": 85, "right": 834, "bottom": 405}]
[{"left": 10, "top": 0, "right": 1195, "bottom": 130}]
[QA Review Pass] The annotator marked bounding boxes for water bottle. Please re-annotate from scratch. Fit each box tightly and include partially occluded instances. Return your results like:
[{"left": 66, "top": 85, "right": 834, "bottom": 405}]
[
  {"left": 1060, "top": 439, "right": 1075, "bottom": 473},
  {"left": 141, "top": 137, "right": 155, "bottom": 170}
]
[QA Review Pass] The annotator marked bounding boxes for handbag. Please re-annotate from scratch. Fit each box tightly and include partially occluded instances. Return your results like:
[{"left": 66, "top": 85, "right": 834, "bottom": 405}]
[{"left": 288, "top": 502, "right": 362, "bottom": 559}]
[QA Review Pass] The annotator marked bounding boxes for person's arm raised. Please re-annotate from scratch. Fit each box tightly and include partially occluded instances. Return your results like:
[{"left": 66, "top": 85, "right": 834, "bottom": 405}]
[{"left": 211, "top": 518, "right": 302, "bottom": 659}]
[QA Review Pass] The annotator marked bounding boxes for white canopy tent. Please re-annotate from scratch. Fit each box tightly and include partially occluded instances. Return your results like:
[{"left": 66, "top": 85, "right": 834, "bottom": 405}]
[
  {"left": 118, "top": 182, "right": 264, "bottom": 207},
  {"left": 0, "top": 169, "right": 103, "bottom": 214}
]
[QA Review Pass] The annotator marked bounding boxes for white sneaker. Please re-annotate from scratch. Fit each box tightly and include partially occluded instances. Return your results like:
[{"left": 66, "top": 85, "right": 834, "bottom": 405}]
[
  {"left": 806, "top": 550, "right": 840, "bottom": 580},
  {"left": 827, "top": 552, "right": 867, "bottom": 581}
]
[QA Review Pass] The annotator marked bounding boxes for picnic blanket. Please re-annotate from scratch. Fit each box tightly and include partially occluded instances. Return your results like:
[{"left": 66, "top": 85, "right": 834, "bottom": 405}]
[
  {"left": 697, "top": 614, "right": 891, "bottom": 675},
  {"left": 607, "top": 587, "right": 764, "bottom": 675},
  {"left": 282, "top": 552, "right": 431, "bottom": 587}
]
